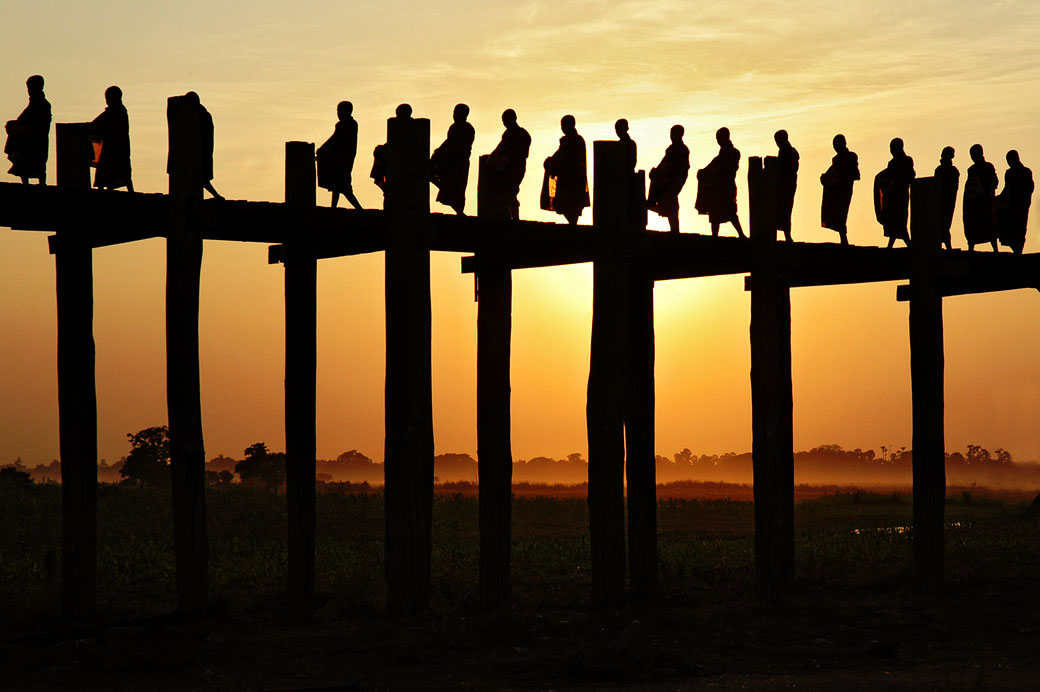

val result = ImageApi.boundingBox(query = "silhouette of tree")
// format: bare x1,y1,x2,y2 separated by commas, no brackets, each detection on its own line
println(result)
0,464,33,488
119,426,171,487
205,469,234,486
235,442,286,491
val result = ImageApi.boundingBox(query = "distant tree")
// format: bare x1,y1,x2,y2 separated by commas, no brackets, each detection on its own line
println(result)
0,464,33,488
235,442,286,491
119,426,171,487
205,469,234,486
966,444,992,466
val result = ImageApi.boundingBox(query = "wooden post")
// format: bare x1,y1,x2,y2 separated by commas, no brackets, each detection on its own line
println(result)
748,156,794,598
475,156,514,610
587,141,628,607
54,122,97,620
625,169,657,600
166,95,209,612
909,176,945,593
284,141,317,615
383,114,434,616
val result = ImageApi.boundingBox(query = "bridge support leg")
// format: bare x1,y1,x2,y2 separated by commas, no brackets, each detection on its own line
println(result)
748,157,794,599
474,156,515,610
166,95,209,612
54,123,98,621
383,115,434,616
909,177,945,593
588,141,650,607
284,141,317,616
476,262,513,610
626,264,657,600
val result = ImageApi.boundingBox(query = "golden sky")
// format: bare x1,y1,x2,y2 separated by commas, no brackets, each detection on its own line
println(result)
2,1,1039,466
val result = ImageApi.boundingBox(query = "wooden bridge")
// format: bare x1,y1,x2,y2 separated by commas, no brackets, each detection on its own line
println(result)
3,97,1038,620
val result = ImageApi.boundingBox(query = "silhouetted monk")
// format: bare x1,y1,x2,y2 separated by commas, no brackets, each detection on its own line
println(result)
934,146,958,250
486,109,531,220
166,92,223,199
89,86,133,192
873,138,914,248
963,143,998,252
695,127,745,237
996,150,1033,255
316,100,362,209
771,129,799,241
430,103,474,215
820,134,859,245
616,118,637,172
4,75,51,184
370,104,413,196
541,114,589,224
647,124,689,233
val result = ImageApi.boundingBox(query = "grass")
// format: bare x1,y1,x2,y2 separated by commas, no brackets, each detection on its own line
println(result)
4,482,1040,691
2,482,1037,632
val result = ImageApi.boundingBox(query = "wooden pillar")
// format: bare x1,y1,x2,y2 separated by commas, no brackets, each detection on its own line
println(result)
383,114,434,616
748,156,795,598
909,177,945,593
284,141,317,615
54,123,97,620
625,170,657,600
166,95,209,612
475,156,514,610
587,141,628,607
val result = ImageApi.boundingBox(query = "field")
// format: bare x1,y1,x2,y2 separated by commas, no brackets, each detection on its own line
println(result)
2,482,1040,690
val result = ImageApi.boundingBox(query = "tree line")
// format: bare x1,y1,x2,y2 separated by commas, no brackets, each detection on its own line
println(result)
2,427,1037,490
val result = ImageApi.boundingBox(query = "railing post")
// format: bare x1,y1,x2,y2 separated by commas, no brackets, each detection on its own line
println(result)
748,156,794,598
475,155,514,610
909,176,945,593
383,113,434,616
166,94,209,612
54,122,98,620
284,140,317,616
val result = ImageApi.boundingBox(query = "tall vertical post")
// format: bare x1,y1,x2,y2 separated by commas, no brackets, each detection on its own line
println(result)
475,155,514,610
587,141,628,607
625,169,657,600
748,156,794,598
909,177,945,593
383,114,434,616
54,123,97,620
284,141,317,615
166,95,208,612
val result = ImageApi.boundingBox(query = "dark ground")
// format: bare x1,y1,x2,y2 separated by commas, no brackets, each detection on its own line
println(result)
2,484,1038,691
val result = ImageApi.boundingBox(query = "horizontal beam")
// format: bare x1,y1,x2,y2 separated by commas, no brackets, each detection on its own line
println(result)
896,278,1040,301
6,182,1040,291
